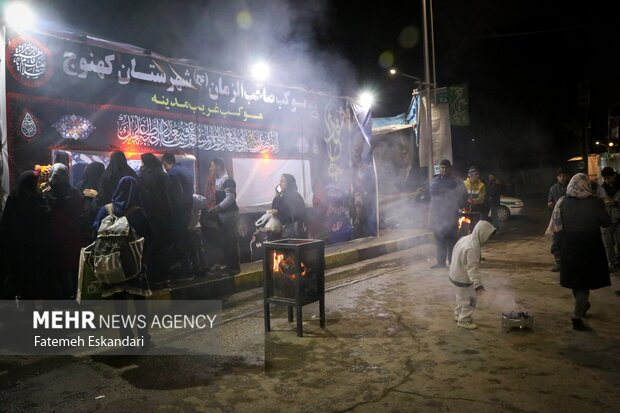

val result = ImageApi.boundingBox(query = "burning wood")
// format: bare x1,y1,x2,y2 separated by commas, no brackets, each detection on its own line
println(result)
458,216,471,230
272,251,308,280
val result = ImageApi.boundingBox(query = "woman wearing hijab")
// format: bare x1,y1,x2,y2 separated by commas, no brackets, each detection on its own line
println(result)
45,163,84,299
546,173,611,331
92,176,152,296
0,171,51,299
77,161,105,239
93,176,152,346
138,153,175,283
272,173,306,238
98,150,138,206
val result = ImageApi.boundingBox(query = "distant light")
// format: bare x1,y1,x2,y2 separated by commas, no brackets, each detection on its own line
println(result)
609,142,614,147
250,61,270,82
357,91,374,108
596,141,601,145
236,9,253,30
4,2,35,28
378,51,395,69
389,68,397,76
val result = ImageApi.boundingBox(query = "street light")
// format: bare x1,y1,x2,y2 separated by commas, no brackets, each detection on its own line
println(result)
250,61,270,82
3,2,35,28
388,68,434,87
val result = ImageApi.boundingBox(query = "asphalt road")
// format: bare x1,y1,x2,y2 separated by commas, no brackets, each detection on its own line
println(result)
2,194,619,412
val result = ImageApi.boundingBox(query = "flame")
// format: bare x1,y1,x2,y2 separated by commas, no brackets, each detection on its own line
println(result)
457,216,471,230
272,251,309,280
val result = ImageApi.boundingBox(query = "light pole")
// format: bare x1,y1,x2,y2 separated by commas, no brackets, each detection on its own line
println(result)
421,0,435,181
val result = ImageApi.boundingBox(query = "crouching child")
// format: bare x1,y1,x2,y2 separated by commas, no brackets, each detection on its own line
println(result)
449,220,496,329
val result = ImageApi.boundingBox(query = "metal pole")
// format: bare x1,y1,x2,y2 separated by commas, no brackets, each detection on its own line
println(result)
429,0,437,104
422,0,433,181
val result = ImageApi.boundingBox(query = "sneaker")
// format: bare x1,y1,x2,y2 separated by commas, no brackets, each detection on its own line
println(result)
456,321,478,329
550,263,560,272
430,263,447,269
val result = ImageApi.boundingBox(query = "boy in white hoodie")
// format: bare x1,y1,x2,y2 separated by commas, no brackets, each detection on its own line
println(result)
449,220,496,329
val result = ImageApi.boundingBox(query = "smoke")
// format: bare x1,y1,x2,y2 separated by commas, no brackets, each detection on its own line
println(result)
183,0,359,95
31,0,360,97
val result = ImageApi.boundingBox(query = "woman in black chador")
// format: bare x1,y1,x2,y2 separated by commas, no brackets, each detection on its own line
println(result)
0,171,51,299
138,153,175,283
272,173,306,238
45,163,84,299
547,173,612,331
98,150,137,206
77,161,105,239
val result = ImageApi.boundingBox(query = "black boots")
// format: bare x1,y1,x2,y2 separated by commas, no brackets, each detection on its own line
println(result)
572,318,592,331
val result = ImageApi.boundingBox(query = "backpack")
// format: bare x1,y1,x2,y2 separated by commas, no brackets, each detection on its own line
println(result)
86,204,145,285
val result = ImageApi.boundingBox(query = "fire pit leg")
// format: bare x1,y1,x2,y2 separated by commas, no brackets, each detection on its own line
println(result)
296,304,303,337
319,298,325,328
287,305,294,322
264,302,271,332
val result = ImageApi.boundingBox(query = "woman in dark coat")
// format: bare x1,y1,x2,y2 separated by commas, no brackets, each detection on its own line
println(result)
0,171,51,299
77,161,105,240
98,150,138,206
45,163,85,299
272,173,306,238
93,176,152,345
547,173,611,331
93,176,152,297
138,153,175,283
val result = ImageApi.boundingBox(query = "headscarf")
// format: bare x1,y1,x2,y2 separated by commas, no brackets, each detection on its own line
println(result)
111,176,139,216
546,173,592,234
49,163,69,188
281,173,298,193
47,163,72,201
140,152,162,170
102,150,135,180
16,170,39,197
79,161,105,191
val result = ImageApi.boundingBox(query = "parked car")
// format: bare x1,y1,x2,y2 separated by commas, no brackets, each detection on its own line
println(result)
497,196,524,221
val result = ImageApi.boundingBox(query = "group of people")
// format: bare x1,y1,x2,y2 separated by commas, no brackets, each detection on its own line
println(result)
546,168,620,330
428,159,506,270
0,151,244,301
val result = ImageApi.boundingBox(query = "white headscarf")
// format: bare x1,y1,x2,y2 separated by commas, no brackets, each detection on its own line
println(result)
546,173,592,234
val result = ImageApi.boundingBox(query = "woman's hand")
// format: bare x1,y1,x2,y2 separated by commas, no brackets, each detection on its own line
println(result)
83,188,98,198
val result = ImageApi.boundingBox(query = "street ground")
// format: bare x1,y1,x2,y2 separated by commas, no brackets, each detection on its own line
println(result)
1,196,620,412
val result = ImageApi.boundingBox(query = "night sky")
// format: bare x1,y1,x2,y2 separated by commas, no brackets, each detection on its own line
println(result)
14,0,620,172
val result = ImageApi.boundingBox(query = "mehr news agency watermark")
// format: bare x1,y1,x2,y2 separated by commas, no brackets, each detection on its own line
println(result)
0,300,222,355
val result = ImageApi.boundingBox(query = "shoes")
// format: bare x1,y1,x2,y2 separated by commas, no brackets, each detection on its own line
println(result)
572,318,592,331
582,302,591,318
430,263,447,269
550,263,560,272
456,321,478,329
454,314,459,322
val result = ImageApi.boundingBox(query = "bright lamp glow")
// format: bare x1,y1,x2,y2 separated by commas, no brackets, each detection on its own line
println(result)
4,2,35,28
389,68,397,75
250,62,270,82
357,91,375,108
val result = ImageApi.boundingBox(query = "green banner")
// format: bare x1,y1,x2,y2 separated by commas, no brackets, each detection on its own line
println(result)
436,83,469,126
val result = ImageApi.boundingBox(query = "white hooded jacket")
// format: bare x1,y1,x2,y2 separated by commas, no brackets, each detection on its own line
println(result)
448,220,496,289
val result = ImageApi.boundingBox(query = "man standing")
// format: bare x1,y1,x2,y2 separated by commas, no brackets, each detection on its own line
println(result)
464,166,487,226
162,154,194,278
429,159,467,268
207,158,240,275
548,168,569,272
598,167,620,271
